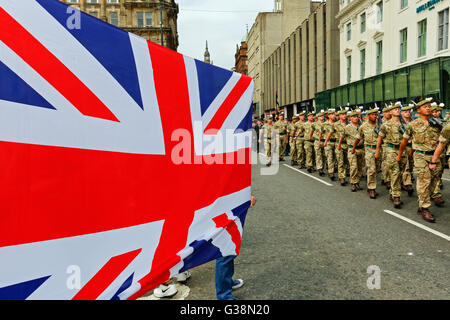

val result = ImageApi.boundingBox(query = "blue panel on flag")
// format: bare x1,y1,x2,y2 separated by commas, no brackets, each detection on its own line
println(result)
231,201,250,228
179,240,222,273
234,106,253,133
0,61,55,110
0,275,50,300
36,0,144,109
195,60,233,116
111,273,134,300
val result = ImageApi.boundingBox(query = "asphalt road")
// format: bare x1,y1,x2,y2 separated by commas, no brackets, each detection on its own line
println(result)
152,152,450,300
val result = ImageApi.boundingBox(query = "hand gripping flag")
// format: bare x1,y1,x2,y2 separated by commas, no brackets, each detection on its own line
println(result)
0,0,253,300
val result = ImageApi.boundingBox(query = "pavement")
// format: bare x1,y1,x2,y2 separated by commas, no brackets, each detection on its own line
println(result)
142,152,450,300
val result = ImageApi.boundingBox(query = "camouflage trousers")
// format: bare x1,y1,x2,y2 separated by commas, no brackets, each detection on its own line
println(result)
381,145,391,183
414,152,442,209
264,139,272,162
314,140,324,171
364,146,379,190
432,154,446,198
304,140,314,169
278,135,287,160
348,148,364,184
402,146,414,187
385,147,408,197
336,144,349,180
296,138,305,167
289,138,297,162
325,142,336,175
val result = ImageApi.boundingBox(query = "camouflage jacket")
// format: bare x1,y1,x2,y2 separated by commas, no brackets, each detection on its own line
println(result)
322,121,338,141
342,123,363,147
262,123,274,140
403,117,440,152
294,121,306,138
379,118,404,145
312,121,324,140
302,121,315,141
273,120,288,135
357,121,378,145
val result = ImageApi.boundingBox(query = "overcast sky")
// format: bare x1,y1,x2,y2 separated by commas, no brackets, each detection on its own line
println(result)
177,0,274,70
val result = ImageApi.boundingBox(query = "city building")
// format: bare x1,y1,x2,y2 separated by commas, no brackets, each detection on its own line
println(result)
234,35,248,75
204,40,211,64
315,0,450,112
248,0,317,117
61,0,179,51
262,0,340,117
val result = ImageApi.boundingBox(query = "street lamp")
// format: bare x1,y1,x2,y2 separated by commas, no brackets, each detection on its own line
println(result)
159,0,164,47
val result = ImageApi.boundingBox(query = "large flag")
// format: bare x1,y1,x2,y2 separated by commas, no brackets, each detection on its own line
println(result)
0,0,253,300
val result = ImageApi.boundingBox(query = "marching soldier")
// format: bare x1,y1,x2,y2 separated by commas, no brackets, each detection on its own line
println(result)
376,102,407,208
274,113,288,161
303,112,316,173
288,115,299,165
313,112,326,176
338,111,364,192
295,112,307,169
431,103,446,196
353,108,379,199
335,110,349,186
397,98,445,223
323,109,338,181
381,106,392,189
400,104,415,196
261,115,274,166
430,122,450,172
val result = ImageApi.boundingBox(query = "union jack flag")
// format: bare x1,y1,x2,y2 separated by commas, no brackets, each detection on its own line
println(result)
0,0,253,300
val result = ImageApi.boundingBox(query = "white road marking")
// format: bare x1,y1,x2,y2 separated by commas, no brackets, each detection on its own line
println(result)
283,164,334,187
442,178,450,182
384,210,450,242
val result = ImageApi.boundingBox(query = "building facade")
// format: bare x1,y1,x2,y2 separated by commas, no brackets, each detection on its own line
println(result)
61,0,179,51
248,0,317,117
262,1,340,117
315,0,450,112
235,36,248,75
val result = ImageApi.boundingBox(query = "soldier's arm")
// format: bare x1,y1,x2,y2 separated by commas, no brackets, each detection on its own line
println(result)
430,142,447,170
396,138,408,162
308,127,314,141
375,135,383,159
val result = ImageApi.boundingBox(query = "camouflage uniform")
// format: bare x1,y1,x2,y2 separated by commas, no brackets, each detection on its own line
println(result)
262,123,274,164
379,118,408,199
322,120,338,176
303,121,315,170
440,124,450,168
288,119,298,164
342,123,364,185
335,120,349,181
403,118,442,210
357,121,379,190
313,120,325,172
295,120,306,168
381,117,391,185
274,120,288,161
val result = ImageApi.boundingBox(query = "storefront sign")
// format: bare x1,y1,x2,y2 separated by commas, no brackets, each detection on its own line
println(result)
417,0,442,13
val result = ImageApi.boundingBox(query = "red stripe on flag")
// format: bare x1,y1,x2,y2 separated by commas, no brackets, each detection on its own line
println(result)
204,75,252,134
72,249,141,300
0,8,119,122
213,214,242,255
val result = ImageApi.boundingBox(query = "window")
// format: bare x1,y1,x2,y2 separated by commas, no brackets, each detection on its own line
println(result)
418,19,427,57
107,0,120,3
137,12,144,28
400,28,407,63
360,49,365,79
400,0,408,9
361,13,366,33
86,0,99,3
145,12,152,27
89,11,98,18
109,12,118,26
377,1,383,23
347,22,351,41
438,8,449,51
347,55,352,83
376,41,383,74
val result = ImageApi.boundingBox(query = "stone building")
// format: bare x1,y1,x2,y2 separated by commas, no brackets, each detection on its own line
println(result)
61,0,179,51
315,0,450,113
262,1,340,116
248,0,316,117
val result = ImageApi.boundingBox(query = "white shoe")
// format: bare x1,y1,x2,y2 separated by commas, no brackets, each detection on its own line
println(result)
232,279,244,290
174,270,191,283
153,283,177,298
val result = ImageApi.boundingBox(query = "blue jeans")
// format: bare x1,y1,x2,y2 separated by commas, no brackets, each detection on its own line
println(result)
215,255,237,300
